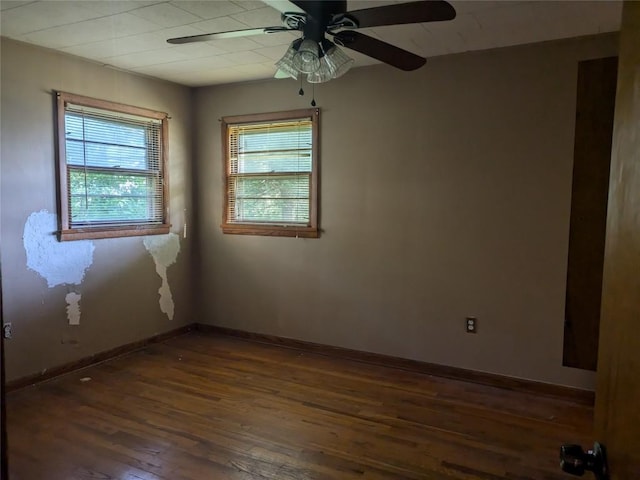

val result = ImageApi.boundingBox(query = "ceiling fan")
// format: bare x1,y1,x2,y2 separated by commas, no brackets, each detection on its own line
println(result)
167,1,456,84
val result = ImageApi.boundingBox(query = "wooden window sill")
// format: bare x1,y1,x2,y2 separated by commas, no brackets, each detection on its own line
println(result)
59,224,171,241
221,224,318,238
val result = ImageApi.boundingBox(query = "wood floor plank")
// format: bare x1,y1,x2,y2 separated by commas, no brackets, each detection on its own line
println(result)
7,333,592,479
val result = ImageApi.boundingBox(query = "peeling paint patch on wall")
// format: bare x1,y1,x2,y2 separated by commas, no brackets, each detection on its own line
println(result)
143,233,180,320
23,210,95,288
24,210,95,325
65,292,82,326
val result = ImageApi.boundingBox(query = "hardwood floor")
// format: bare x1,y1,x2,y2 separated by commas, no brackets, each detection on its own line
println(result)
6,332,592,479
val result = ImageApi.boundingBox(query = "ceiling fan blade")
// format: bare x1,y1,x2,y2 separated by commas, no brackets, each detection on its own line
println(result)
344,0,455,28
167,26,293,45
333,31,426,71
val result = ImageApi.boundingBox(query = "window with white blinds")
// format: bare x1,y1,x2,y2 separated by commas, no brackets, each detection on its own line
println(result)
56,92,170,241
222,109,319,238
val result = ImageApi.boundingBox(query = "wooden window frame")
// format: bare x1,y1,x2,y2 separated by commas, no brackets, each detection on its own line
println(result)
56,92,170,241
221,109,320,238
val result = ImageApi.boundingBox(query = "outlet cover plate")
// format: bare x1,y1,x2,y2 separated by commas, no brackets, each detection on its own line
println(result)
466,317,477,334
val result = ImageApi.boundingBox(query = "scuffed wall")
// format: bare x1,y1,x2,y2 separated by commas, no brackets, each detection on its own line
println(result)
0,38,194,382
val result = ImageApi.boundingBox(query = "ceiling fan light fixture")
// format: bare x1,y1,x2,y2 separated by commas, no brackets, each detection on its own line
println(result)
306,67,332,84
292,38,321,74
274,43,300,79
322,43,354,79
307,41,354,84
169,0,456,86
274,68,295,79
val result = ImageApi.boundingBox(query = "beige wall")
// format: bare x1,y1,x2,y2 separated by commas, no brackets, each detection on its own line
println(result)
0,33,619,389
0,39,194,381
194,34,618,389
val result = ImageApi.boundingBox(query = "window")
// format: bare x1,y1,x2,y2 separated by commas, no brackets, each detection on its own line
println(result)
221,109,319,238
56,92,170,241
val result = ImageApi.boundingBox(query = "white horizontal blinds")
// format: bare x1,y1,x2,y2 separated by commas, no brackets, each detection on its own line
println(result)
64,103,164,227
228,118,312,225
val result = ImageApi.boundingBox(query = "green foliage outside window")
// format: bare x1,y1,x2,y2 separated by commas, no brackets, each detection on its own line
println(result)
68,170,159,224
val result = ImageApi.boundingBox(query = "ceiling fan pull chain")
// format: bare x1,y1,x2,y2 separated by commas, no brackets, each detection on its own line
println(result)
298,75,304,96
311,83,316,107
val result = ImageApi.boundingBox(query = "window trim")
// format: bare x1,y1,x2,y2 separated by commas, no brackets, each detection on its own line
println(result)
221,108,320,238
55,91,170,241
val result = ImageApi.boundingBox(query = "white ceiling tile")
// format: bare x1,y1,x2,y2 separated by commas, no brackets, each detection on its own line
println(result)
204,36,263,53
21,12,163,48
79,1,162,16
218,49,270,65
413,28,461,57
456,25,517,52
92,11,167,35
231,0,268,11
367,24,434,57
131,3,202,28
182,69,251,86
105,43,225,68
422,13,481,53
254,44,290,60
0,1,102,36
234,61,278,75
132,55,237,76
106,49,181,68
230,6,282,28
0,1,35,11
157,24,204,41
170,41,228,57
106,50,181,69
425,11,480,33
260,0,304,15
471,2,536,30
191,15,249,33
177,56,240,71
2,0,623,87
225,67,275,82
60,32,168,60
231,62,277,80
170,0,245,19
136,71,201,86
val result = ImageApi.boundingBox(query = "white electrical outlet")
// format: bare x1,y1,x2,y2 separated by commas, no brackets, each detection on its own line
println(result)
466,317,477,334
3,322,12,339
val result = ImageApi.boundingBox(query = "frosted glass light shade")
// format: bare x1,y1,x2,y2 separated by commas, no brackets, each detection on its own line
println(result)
292,39,320,74
307,42,354,84
324,44,354,79
275,45,299,79
275,38,354,83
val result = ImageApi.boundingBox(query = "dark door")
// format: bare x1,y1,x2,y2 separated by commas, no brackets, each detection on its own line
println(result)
561,1,640,480
593,2,640,479
563,3,640,479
